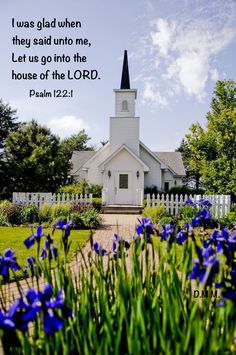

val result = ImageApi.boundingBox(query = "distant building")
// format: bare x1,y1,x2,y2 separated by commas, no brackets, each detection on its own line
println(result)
71,51,185,205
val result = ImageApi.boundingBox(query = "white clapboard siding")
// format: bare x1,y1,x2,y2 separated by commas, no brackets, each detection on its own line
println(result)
12,192,93,208
146,194,231,218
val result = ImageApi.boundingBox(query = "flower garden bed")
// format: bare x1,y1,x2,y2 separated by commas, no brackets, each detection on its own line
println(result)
0,199,236,354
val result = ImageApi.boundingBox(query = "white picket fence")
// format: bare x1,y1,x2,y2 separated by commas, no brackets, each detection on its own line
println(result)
146,194,231,219
12,192,93,208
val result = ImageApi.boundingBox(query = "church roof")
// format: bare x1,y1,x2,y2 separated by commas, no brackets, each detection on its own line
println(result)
70,150,96,175
120,50,130,89
154,152,186,176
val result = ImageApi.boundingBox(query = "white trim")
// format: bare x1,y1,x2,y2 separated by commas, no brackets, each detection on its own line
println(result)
98,144,150,172
83,142,110,168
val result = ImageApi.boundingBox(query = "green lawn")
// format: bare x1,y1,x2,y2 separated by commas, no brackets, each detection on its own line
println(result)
0,226,91,279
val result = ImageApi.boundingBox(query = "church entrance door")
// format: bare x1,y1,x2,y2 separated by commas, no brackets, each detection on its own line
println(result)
115,171,133,205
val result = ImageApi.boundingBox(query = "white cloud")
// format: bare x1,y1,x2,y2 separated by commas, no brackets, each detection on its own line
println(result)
150,18,175,56
138,1,236,105
142,82,168,107
48,116,89,138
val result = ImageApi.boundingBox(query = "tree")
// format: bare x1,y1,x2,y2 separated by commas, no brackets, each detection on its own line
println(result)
4,120,69,192
185,80,236,195
60,130,93,156
176,138,202,189
0,100,20,149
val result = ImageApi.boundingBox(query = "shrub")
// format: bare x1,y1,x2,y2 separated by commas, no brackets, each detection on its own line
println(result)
81,207,102,229
51,203,72,219
0,212,9,226
144,185,161,195
70,212,84,229
92,198,102,211
160,215,176,225
58,184,83,194
168,186,205,196
219,212,236,229
20,203,39,224
142,206,167,224
178,205,198,222
87,184,102,198
39,204,53,222
0,201,23,225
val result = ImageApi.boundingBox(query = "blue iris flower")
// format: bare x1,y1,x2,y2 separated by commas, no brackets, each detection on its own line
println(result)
0,248,20,280
93,242,107,256
160,224,174,241
0,310,15,330
24,226,45,249
6,284,71,335
136,218,154,234
53,219,73,238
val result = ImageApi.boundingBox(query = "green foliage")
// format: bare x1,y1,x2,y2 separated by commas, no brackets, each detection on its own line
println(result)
144,185,161,195
59,181,102,198
160,215,176,225
169,186,205,196
2,234,236,353
20,204,39,224
219,212,236,229
59,129,93,159
179,205,198,222
58,184,83,194
0,99,20,149
4,120,69,192
0,212,9,226
87,184,102,197
70,212,84,229
39,203,53,223
185,80,236,194
51,203,72,219
81,207,102,228
0,200,23,225
92,197,102,211
142,206,167,223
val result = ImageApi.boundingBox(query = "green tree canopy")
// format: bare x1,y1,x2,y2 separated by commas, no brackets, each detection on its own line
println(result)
60,130,93,160
185,80,236,195
0,100,20,149
4,120,69,192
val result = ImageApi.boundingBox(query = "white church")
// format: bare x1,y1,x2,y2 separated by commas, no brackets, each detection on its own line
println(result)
70,51,185,206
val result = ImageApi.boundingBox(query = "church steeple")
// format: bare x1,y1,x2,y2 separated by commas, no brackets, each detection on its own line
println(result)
120,50,130,89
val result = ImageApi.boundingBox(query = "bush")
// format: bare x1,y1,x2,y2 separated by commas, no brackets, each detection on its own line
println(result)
219,212,236,229
168,186,205,196
0,200,23,225
81,207,102,229
21,204,39,224
144,185,161,195
51,203,72,219
0,212,9,226
178,205,198,222
70,212,84,229
39,204,53,223
87,184,102,198
142,206,167,224
160,215,176,225
92,198,102,211
58,184,83,194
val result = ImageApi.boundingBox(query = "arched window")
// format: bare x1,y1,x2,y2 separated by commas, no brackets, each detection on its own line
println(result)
121,100,128,111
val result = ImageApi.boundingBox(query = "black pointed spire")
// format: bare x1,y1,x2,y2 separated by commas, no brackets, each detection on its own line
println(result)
120,50,130,89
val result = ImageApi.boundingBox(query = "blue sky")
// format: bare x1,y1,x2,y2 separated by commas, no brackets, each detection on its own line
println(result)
0,0,235,151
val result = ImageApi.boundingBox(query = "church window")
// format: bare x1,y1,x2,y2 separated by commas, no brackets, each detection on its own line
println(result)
119,174,128,189
121,100,128,111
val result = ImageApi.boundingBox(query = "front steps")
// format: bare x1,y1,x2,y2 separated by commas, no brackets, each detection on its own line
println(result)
101,205,143,214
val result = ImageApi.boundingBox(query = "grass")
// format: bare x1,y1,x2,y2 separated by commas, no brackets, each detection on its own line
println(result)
0,226,91,280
